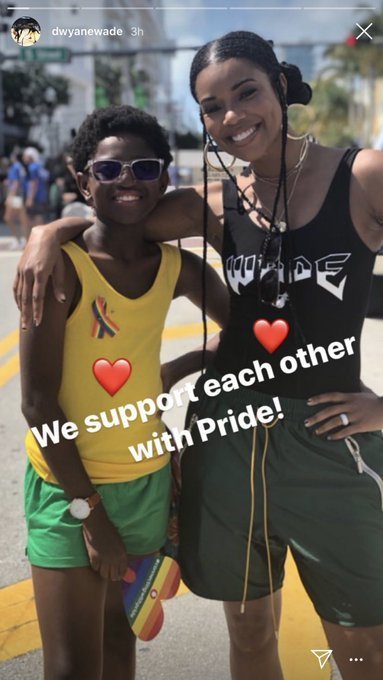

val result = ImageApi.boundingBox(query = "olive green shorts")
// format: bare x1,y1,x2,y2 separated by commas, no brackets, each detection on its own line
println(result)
179,367,383,627
25,461,171,568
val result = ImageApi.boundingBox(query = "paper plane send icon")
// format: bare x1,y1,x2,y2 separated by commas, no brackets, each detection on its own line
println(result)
311,649,333,669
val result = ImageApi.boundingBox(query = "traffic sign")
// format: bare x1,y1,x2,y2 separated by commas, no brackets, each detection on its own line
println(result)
19,47,71,63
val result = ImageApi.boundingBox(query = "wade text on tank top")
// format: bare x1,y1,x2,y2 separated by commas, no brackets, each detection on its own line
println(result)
214,148,376,398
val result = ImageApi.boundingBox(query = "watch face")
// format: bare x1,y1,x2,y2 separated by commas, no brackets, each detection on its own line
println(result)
69,498,90,520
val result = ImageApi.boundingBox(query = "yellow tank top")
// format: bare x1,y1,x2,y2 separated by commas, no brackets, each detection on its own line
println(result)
26,241,181,484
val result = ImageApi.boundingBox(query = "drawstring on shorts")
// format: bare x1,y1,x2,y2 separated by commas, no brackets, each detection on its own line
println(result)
240,417,280,641
240,426,257,614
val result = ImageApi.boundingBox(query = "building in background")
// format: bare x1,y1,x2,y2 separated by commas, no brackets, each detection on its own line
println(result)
2,1,174,154
279,45,316,83
51,0,174,150
103,0,174,126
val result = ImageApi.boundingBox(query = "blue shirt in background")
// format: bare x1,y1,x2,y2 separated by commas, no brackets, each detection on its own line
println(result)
25,162,49,203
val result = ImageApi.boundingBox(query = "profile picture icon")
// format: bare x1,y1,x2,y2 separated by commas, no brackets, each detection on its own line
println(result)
11,16,41,47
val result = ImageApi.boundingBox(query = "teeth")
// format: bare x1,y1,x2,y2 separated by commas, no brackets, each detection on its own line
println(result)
232,126,257,142
115,195,140,202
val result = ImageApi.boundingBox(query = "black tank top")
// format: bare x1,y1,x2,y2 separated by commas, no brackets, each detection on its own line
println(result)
214,148,376,398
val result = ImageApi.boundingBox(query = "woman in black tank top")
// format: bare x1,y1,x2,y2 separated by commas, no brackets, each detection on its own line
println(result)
180,31,383,680
14,30,383,680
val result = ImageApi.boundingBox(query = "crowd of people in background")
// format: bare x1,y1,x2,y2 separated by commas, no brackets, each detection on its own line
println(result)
0,146,92,249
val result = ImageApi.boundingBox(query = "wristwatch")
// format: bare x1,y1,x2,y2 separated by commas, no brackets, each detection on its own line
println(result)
69,491,102,520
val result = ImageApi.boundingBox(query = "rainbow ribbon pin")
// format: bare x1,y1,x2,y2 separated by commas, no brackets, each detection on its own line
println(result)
91,296,120,338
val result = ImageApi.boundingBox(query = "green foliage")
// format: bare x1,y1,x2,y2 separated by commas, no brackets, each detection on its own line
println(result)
289,9,383,145
325,9,383,78
289,79,356,146
3,64,69,131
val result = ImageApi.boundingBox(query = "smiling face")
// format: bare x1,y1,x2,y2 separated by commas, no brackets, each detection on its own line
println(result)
78,134,168,227
195,57,285,164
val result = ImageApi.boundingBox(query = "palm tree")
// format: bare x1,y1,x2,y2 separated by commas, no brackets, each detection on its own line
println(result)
289,78,355,146
322,7,383,144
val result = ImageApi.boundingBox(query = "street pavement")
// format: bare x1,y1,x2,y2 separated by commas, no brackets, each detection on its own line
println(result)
1,232,383,680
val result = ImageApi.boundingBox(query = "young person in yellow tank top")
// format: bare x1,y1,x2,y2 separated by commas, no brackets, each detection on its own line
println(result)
20,105,229,680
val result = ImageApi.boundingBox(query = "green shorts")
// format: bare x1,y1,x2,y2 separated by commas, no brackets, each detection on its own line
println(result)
179,367,383,627
25,462,171,568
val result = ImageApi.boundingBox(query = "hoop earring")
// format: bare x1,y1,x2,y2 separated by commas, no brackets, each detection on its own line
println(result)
287,129,308,141
203,143,236,171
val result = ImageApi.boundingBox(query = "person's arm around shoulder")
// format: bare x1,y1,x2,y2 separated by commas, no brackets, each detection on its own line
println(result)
20,253,129,580
14,216,94,329
14,181,225,328
144,182,224,253
161,248,229,391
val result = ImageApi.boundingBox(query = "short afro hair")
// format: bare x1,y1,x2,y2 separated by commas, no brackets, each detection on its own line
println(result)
71,105,173,172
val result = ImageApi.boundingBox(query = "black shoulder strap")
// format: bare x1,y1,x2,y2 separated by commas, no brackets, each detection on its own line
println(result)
342,146,361,169
222,179,240,212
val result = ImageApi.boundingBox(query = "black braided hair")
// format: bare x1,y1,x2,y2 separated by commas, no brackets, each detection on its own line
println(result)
190,31,312,106
190,31,311,368
279,61,312,106
275,80,307,346
201,124,209,373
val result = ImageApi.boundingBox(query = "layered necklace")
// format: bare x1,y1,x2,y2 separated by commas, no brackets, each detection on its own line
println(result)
252,135,309,186
240,135,310,232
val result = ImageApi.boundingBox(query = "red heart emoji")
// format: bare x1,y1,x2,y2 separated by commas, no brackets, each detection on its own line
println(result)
93,358,132,396
253,319,289,354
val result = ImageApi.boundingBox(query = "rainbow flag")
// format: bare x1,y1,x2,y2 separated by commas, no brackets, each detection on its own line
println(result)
122,555,181,641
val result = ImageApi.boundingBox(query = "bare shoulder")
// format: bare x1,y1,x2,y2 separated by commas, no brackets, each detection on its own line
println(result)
313,144,383,183
350,148,383,249
307,143,345,170
352,148,383,183
351,148,383,221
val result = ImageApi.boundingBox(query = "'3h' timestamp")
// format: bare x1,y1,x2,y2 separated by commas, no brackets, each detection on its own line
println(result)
131,27,144,37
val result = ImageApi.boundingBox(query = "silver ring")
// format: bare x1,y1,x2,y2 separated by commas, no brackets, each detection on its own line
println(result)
339,413,349,427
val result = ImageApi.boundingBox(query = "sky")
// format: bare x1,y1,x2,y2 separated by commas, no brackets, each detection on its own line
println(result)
164,0,378,43
162,0,381,128
2,0,380,132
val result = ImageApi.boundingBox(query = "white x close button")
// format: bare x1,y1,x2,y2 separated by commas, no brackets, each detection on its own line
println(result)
356,22,373,40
